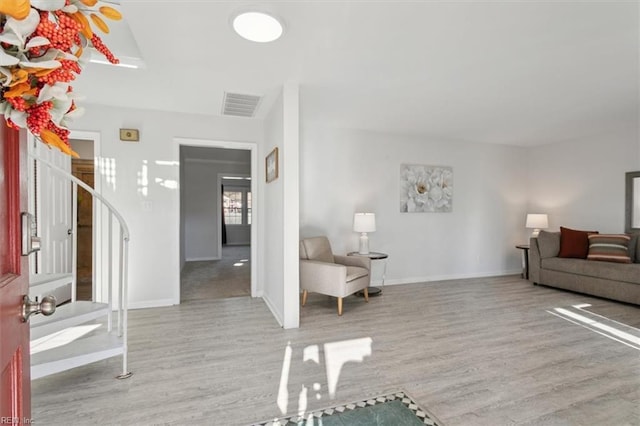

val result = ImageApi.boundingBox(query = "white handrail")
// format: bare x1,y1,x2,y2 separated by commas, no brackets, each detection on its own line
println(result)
29,151,131,378
30,154,130,240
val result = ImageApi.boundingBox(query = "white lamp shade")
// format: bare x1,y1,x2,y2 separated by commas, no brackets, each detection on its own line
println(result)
526,214,548,229
353,213,376,233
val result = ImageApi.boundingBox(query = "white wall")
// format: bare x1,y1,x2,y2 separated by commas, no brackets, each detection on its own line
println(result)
282,83,300,329
262,92,285,324
527,125,639,233
261,83,300,329
73,103,263,308
300,125,529,284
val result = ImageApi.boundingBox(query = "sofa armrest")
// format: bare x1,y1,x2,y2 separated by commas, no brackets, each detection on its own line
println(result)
529,237,542,284
333,255,371,270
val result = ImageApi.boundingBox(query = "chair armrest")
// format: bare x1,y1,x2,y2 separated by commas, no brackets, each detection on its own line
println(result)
300,260,347,295
334,255,371,270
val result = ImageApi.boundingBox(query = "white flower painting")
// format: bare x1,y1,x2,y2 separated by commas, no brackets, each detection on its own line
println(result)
400,164,453,213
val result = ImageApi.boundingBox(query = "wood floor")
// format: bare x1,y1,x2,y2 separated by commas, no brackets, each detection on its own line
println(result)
31,275,640,425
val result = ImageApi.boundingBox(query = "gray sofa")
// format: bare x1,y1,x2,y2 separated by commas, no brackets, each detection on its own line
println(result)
529,231,640,305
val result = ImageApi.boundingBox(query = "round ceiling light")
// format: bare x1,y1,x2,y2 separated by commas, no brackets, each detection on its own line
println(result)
233,11,284,43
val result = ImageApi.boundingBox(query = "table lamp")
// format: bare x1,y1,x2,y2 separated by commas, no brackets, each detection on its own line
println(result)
526,213,548,238
354,213,376,254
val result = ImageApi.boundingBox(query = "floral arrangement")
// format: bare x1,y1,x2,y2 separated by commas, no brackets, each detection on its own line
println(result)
0,0,121,156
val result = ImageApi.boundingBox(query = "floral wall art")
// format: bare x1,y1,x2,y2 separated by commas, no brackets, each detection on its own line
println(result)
400,164,453,213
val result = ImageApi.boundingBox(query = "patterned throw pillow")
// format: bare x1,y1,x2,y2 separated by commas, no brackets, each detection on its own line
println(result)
587,234,632,264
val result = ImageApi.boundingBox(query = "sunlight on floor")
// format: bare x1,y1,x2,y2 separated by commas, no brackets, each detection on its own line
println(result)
277,342,293,414
276,337,373,416
31,324,102,354
548,304,640,350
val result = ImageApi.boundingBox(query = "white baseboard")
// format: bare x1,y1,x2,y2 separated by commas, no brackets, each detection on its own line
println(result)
377,269,522,286
128,298,177,310
261,293,284,327
185,256,220,262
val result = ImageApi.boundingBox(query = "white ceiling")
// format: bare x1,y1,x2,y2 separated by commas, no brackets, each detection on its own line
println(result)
74,1,639,147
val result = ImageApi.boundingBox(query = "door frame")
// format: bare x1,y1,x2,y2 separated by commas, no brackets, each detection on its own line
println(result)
175,138,259,300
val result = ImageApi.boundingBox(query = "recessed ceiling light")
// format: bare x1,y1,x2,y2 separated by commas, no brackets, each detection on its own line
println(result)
233,11,283,43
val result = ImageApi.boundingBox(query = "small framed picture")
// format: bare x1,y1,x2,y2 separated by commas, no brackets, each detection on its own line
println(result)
266,147,279,183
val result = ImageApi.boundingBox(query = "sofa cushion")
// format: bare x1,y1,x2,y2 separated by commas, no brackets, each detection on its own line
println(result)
587,234,632,264
537,230,560,259
542,257,640,285
559,226,598,259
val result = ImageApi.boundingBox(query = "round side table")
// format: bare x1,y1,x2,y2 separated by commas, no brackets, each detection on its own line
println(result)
515,244,530,280
347,251,388,296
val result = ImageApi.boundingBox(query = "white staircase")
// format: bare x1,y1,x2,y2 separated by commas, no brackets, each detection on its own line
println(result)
28,150,131,380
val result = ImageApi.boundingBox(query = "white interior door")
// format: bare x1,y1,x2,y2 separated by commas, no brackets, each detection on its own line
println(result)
30,138,73,276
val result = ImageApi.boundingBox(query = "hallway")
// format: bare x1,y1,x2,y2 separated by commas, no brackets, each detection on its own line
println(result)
180,245,251,301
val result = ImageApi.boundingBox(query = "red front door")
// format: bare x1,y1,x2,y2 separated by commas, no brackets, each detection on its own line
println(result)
0,124,31,424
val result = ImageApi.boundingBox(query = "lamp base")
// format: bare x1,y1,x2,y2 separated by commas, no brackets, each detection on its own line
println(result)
531,229,540,238
358,233,369,255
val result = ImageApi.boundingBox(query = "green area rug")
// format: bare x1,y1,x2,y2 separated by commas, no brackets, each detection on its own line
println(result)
252,391,441,425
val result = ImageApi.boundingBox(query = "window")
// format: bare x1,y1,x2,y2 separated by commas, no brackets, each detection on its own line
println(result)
223,187,251,225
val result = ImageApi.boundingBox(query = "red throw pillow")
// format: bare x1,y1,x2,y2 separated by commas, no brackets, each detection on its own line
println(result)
558,227,598,259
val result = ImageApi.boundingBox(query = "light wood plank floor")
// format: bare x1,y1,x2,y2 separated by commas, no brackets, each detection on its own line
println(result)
32,276,640,425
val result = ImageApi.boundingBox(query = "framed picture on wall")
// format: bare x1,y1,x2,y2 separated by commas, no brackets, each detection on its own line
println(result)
266,147,279,183
400,164,453,213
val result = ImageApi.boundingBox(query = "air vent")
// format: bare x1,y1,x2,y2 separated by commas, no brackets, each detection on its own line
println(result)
222,92,262,117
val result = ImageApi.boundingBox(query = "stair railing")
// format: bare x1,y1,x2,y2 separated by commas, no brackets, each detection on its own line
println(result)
29,151,131,379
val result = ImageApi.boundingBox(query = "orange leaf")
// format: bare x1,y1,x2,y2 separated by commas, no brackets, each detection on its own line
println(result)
33,68,56,77
71,12,93,39
90,13,109,34
4,82,32,98
40,129,79,158
99,6,122,20
9,69,28,86
0,0,30,20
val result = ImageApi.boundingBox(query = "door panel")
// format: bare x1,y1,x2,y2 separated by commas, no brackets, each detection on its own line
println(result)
33,140,72,276
0,125,31,422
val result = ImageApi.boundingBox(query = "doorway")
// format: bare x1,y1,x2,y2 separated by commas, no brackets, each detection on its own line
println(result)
69,135,97,301
177,140,258,302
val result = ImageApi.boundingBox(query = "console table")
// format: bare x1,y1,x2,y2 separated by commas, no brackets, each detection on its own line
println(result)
347,251,388,296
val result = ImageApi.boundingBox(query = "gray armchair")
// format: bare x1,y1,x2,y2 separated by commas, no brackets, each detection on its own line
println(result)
299,236,371,316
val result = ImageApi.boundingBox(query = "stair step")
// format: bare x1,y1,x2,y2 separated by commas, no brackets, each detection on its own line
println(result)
31,333,124,380
30,273,73,296
30,301,110,340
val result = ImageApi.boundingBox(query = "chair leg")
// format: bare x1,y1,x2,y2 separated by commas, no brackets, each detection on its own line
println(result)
364,287,369,302
302,290,308,306
337,297,343,316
